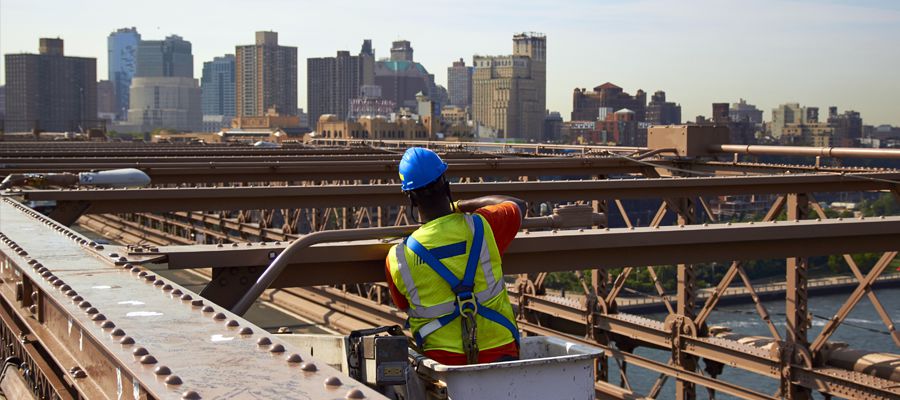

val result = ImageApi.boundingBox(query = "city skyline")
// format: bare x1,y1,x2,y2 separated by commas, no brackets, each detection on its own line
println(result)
2,0,900,126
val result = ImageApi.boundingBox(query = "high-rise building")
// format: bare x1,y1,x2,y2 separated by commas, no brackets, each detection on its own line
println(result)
201,55,236,117
543,111,563,142
97,80,117,117
236,31,298,117
4,38,97,132
572,83,646,122
307,40,375,125
135,35,193,78
827,107,862,146
712,103,730,124
447,58,473,108
107,27,141,119
771,103,807,138
125,35,201,132
374,40,437,111
645,91,680,125
472,33,546,140
0,85,6,119
390,40,413,62
729,99,763,123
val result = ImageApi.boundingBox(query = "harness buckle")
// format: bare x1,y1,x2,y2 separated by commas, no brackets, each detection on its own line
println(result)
456,291,478,318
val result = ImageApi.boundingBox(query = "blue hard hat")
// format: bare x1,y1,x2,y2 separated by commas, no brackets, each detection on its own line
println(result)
399,147,448,191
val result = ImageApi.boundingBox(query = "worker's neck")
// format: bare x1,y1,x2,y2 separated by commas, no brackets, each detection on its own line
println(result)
418,203,453,224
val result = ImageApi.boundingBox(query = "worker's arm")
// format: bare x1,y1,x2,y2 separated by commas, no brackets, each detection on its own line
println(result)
456,196,525,221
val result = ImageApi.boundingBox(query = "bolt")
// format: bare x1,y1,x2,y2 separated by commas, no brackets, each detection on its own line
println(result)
300,362,317,372
286,354,303,363
140,355,158,365
154,366,172,376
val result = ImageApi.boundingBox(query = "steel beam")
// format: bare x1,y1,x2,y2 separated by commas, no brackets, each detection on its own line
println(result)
155,216,900,286
21,172,900,215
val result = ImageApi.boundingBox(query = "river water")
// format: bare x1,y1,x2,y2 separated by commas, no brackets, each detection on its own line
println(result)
610,287,900,399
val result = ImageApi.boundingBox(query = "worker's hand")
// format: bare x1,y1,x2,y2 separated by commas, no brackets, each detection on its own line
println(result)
450,200,462,213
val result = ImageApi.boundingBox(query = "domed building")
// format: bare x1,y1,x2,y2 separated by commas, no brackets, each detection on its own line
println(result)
374,40,437,110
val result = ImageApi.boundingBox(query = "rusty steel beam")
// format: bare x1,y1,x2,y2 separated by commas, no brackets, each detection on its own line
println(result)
21,172,900,215
0,157,648,183
154,216,900,286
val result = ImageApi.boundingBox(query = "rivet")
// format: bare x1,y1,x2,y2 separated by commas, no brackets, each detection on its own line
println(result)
133,347,149,357
181,390,200,399
119,336,135,345
111,329,126,337
300,362,317,372
37,267,48,274
180,294,192,301
144,275,156,282
52,280,64,287
162,284,173,291
201,306,214,313
226,320,239,327
27,260,38,265
117,257,128,263
79,301,92,309
65,290,77,297
92,314,107,321
131,267,141,273
124,263,134,269
269,344,285,353
85,307,99,315
41,271,52,278
138,271,148,278
72,369,87,379
231,243,238,247
72,295,84,302
257,337,272,346
100,320,115,329
165,375,183,385
109,253,119,258
213,313,226,320
60,284,71,292
140,355,158,364
324,376,342,387
154,280,165,287
154,366,172,376
239,327,253,335
95,245,104,250
172,289,183,296
286,353,303,363
345,388,366,399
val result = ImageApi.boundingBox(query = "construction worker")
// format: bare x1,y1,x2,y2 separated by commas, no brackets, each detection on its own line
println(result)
385,147,524,365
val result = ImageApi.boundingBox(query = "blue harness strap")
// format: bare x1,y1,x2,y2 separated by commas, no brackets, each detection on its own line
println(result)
406,215,520,349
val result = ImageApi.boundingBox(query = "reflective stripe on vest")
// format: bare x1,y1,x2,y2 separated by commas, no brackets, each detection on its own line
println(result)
394,214,502,319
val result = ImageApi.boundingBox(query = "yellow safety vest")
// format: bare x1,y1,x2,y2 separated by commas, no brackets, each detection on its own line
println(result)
387,212,519,354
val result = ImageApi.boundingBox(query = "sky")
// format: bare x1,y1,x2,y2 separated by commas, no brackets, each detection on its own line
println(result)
2,0,900,125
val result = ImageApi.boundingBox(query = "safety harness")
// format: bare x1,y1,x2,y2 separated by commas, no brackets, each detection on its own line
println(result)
403,215,520,364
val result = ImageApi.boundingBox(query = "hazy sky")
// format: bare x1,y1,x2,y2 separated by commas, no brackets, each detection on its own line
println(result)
2,0,899,125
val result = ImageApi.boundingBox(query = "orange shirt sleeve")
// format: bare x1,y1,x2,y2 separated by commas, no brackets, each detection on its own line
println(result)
474,201,521,255
385,255,409,310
